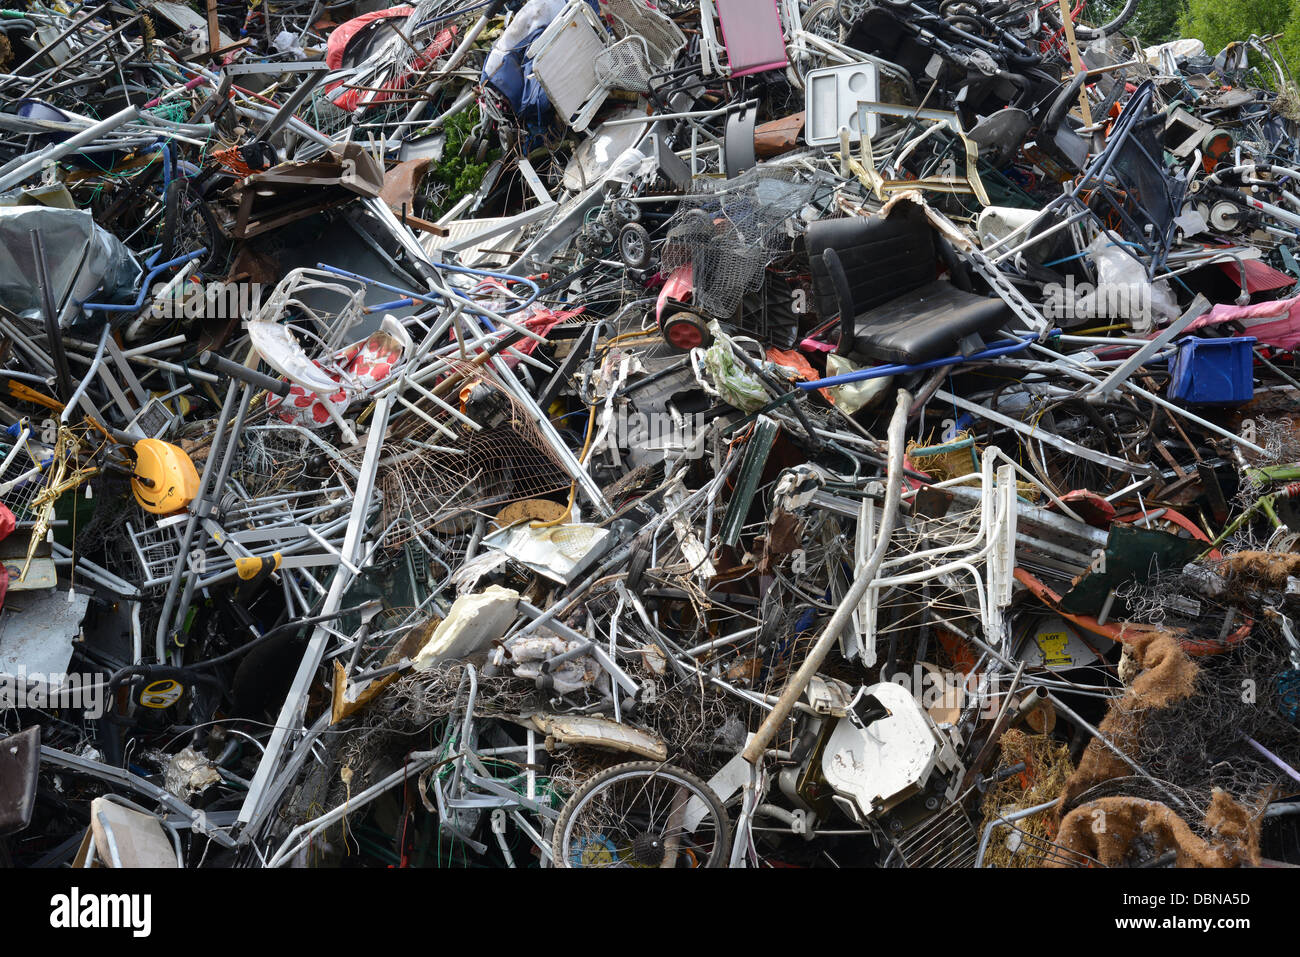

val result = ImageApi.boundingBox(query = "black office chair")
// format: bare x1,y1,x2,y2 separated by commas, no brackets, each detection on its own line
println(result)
806,201,1012,365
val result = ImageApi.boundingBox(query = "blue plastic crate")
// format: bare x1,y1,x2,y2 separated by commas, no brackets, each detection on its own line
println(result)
1167,336,1256,406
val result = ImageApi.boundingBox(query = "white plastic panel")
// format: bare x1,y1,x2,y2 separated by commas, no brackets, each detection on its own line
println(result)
804,62,881,146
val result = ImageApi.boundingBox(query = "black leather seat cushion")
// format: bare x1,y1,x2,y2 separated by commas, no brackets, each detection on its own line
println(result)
0,726,38,835
846,279,1011,365
807,206,1011,366
807,207,937,318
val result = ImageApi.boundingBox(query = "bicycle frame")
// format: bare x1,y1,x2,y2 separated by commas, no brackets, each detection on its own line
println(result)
425,664,560,865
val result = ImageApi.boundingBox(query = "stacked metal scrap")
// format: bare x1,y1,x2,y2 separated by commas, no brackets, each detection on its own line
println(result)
3,0,1300,870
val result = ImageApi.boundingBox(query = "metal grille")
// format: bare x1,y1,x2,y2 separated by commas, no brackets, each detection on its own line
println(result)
601,0,687,68
894,799,980,867
126,516,194,591
0,441,52,525
376,373,573,549
594,37,655,93
229,422,358,497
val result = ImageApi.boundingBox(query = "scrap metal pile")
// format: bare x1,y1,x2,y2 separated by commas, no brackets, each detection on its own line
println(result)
5,0,1300,869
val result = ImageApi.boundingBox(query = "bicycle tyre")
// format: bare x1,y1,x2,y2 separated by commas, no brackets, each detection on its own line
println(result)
552,761,731,868
789,0,842,92
159,178,226,273
1043,0,1137,40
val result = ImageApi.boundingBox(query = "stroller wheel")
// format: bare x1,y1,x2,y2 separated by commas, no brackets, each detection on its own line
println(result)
577,222,613,258
659,310,712,352
619,223,652,268
610,198,641,225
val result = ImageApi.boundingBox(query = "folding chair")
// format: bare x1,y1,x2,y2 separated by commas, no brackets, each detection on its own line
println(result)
700,0,789,78
526,0,615,132
594,0,687,94
856,447,1019,666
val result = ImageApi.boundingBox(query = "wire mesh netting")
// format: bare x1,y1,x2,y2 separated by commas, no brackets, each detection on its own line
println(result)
601,0,686,66
387,0,468,77
0,439,53,525
229,422,359,498
302,90,360,138
1111,569,1229,636
1127,623,1300,820
375,374,574,549
594,37,656,93
659,167,817,320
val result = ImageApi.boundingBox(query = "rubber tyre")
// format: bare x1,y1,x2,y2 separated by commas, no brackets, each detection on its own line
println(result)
790,0,841,91
619,223,652,268
552,761,731,868
605,198,641,226
659,310,712,352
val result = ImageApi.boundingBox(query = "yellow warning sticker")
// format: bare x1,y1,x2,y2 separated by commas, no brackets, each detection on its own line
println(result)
1035,631,1073,667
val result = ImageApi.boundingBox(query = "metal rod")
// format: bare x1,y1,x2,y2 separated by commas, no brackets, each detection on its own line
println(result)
743,388,910,764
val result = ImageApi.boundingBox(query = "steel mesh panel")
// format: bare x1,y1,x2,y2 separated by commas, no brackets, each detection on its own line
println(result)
659,167,816,319
594,37,654,93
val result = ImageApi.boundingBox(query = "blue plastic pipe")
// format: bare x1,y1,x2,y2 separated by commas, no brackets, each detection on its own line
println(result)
82,247,207,313
795,336,1037,389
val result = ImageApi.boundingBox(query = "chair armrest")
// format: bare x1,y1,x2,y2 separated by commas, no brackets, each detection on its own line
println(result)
936,235,975,293
822,247,857,356
1042,71,1087,136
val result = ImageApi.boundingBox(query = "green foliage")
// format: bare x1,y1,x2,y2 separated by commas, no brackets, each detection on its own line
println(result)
1087,0,1185,45
1128,0,1186,45
1179,0,1290,58
427,105,500,218
1282,0,1300,70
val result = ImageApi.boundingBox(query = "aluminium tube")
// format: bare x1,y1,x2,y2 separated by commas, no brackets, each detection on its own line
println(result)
742,387,911,764
0,105,138,192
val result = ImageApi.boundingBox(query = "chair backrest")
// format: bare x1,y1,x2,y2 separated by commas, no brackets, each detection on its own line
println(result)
806,204,937,319
601,0,686,69
714,0,788,77
1077,81,1185,275
526,0,610,127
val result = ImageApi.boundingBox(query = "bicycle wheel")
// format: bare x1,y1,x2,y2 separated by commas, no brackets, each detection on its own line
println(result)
159,178,227,274
1043,0,1137,40
836,0,874,31
789,0,842,91
1019,394,1154,498
553,761,731,868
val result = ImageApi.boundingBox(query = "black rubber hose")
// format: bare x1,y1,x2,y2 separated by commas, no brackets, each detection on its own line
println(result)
198,351,292,397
